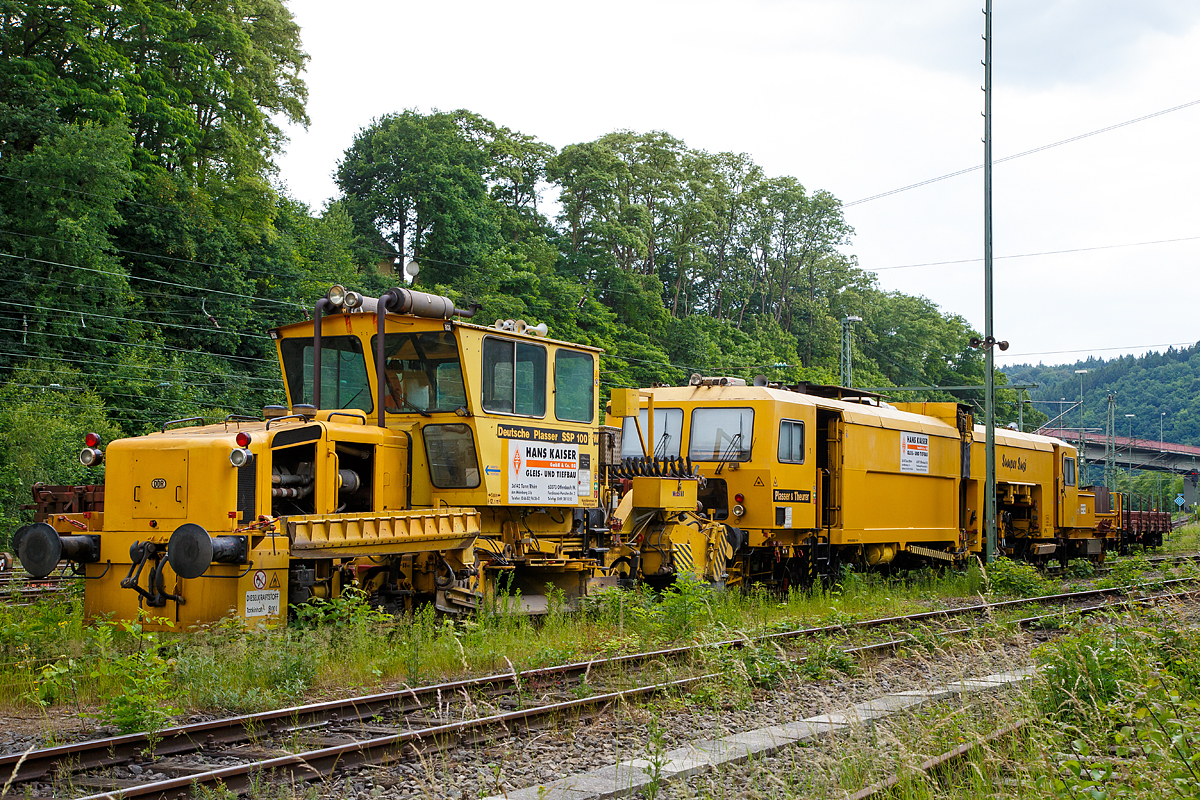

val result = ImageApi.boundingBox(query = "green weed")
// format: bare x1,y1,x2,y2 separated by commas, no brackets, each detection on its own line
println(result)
985,557,1053,598
88,615,182,739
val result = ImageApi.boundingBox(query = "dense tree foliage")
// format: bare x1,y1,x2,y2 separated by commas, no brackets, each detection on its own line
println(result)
1007,344,1200,446
0,2,1024,532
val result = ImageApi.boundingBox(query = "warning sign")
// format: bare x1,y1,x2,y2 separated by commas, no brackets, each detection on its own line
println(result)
507,440,579,505
576,454,591,497
245,590,280,617
268,573,280,589
753,477,765,486
900,432,930,474
252,570,267,589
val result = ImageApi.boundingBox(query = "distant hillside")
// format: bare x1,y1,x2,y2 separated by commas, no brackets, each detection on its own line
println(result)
1004,344,1200,447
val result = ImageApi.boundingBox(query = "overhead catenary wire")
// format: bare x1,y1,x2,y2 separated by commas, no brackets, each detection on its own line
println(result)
3,382,275,408
0,347,285,384
0,299,272,341
1,389,260,418
844,98,1200,207
0,324,278,366
870,234,1200,272
0,249,308,308
996,341,1198,360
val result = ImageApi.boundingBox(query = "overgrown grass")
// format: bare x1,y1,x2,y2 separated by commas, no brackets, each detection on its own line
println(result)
0,559,1037,729
814,603,1200,800
1162,521,1200,553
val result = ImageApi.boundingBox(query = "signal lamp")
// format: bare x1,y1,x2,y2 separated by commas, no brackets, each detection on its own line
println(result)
235,431,252,448
734,493,745,504
229,448,254,468
732,504,745,517
344,291,364,309
84,432,101,448
79,447,104,467
326,284,347,307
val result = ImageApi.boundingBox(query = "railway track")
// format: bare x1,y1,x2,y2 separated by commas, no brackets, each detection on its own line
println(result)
1042,550,1200,578
6,578,1198,799
0,571,75,604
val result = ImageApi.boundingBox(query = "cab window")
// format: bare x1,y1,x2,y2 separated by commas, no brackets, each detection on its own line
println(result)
778,420,805,463
1064,456,1076,487
370,331,466,414
423,424,481,488
482,337,546,416
280,336,372,412
690,408,753,461
621,408,683,458
554,350,594,423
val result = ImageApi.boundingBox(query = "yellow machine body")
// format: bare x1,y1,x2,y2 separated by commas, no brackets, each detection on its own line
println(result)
959,429,1105,561
46,286,639,627
604,383,1114,586
26,291,1126,618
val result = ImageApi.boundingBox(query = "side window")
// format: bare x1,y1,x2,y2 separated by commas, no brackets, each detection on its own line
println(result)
554,350,594,423
778,420,805,463
1064,456,1076,487
620,408,684,458
436,362,467,409
280,336,372,412
482,337,546,416
690,408,754,461
423,424,481,489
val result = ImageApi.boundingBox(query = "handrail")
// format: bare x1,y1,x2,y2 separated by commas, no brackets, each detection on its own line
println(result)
160,417,206,433
265,414,308,431
224,415,259,428
328,412,367,425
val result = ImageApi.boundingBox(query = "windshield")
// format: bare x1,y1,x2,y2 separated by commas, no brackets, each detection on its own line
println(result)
689,407,754,461
280,336,373,411
621,408,683,458
371,331,467,414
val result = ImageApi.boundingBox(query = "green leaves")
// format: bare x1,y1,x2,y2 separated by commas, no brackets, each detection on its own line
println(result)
337,110,500,285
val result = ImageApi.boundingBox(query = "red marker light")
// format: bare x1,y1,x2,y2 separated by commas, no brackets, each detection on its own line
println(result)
84,432,101,448
734,493,745,504
236,431,251,447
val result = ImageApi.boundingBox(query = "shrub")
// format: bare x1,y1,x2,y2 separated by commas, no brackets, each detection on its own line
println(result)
986,557,1052,598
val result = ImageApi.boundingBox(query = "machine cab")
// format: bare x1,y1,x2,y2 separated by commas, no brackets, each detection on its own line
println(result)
271,286,601,513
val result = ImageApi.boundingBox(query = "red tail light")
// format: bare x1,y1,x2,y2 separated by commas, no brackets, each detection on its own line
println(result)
734,493,745,503
84,432,101,448
236,432,251,447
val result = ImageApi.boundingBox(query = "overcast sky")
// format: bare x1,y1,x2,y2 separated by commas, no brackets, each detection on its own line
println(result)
276,0,1200,369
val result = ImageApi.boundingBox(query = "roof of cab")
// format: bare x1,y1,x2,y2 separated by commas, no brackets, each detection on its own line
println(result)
640,385,962,439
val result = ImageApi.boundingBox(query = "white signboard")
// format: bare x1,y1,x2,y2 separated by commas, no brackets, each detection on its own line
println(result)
508,441,579,504
576,453,591,497
900,432,930,474
245,590,280,617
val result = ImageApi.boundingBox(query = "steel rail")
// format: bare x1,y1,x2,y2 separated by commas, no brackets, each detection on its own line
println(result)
846,717,1033,799
71,586,1200,800
5,578,1195,790
71,674,718,800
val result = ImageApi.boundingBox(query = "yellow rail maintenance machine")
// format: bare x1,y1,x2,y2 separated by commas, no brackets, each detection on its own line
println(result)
15,285,708,627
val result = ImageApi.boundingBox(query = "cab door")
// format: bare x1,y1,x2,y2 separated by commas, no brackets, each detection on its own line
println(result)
1056,445,1079,529
774,409,818,530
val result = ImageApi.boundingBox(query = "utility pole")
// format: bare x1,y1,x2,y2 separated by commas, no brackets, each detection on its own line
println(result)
1104,393,1116,490
840,315,862,387
1075,369,1088,485
1159,411,1165,508
982,0,997,563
